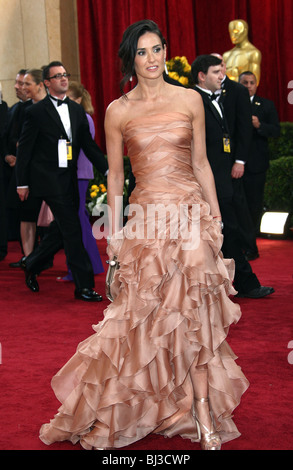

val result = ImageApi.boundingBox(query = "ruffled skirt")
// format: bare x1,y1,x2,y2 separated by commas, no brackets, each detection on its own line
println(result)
40,193,249,449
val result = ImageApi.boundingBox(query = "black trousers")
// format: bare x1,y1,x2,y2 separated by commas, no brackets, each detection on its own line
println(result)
25,193,94,290
231,178,259,253
219,194,260,293
243,170,266,236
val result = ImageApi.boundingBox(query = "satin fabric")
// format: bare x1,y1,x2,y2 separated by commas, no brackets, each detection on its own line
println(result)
40,112,249,449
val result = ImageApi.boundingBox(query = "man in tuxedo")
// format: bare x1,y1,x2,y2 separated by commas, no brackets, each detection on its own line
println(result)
16,61,108,301
191,55,274,298
211,53,259,259
239,71,280,242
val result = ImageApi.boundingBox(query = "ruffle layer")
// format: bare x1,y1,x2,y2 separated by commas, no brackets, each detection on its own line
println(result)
39,187,249,450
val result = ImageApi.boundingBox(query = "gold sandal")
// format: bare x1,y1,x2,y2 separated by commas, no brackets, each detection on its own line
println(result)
193,397,221,450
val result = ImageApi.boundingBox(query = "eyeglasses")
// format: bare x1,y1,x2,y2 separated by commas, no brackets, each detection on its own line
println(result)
47,73,71,80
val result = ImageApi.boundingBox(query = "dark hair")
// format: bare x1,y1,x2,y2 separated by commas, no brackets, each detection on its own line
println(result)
18,69,27,76
42,61,65,81
191,55,222,84
118,19,167,93
239,71,256,81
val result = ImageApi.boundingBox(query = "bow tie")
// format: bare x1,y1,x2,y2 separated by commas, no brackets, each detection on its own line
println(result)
50,96,70,107
210,93,218,101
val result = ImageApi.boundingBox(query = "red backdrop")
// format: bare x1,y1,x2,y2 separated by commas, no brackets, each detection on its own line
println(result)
76,0,293,152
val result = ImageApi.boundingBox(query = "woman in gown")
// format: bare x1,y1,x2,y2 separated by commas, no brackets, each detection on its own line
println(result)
40,20,249,450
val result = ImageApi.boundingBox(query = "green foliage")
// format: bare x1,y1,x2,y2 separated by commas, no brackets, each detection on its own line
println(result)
268,122,293,160
87,156,131,214
264,156,293,213
87,156,130,199
265,123,293,228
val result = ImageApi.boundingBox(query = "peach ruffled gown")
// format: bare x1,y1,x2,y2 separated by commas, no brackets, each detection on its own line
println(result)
40,113,249,449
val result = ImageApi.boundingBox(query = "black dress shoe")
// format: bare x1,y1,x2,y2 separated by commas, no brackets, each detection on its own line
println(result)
236,286,275,299
9,256,26,268
74,288,103,302
25,271,39,292
244,250,260,261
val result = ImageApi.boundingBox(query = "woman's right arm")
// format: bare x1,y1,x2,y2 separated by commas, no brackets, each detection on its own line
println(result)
104,100,125,236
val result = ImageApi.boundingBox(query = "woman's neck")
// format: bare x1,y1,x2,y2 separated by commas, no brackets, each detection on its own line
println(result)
32,90,47,103
135,75,167,102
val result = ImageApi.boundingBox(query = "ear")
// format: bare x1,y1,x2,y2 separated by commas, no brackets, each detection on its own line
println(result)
44,79,50,89
198,71,206,83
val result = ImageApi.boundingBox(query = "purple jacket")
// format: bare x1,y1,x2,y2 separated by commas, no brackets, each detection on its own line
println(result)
77,114,95,179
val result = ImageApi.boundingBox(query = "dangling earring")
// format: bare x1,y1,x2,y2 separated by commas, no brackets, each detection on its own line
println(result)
129,76,133,82
164,60,169,75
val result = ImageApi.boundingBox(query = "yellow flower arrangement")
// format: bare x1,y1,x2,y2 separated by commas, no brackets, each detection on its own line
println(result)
87,157,131,216
166,56,193,88
90,183,106,199
88,183,108,215
87,180,129,216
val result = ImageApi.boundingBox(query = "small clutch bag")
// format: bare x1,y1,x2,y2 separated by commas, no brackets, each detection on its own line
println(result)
105,255,120,302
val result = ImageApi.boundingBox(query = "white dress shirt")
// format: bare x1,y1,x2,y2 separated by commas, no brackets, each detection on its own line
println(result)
50,95,72,141
17,96,72,189
195,85,223,118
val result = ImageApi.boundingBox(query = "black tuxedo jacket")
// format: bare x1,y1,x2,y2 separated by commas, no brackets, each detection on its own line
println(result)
195,87,234,199
246,95,280,173
15,95,107,197
220,76,253,163
3,100,33,205
4,100,33,157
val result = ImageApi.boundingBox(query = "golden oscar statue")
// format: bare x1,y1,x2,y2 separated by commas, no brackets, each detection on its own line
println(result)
223,19,261,85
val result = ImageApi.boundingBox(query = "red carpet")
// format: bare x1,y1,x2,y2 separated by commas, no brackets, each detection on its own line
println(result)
0,237,292,451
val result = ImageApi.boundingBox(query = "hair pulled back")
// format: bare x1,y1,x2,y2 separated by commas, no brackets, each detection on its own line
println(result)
68,81,94,115
26,68,44,85
118,19,166,93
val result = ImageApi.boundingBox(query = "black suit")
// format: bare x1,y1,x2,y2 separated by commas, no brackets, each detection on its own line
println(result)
220,76,258,254
243,95,280,234
195,87,260,293
220,76,253,163
3,99,33,240
15,95,108,290
197,92,233,199
5,100,32,156
4,100,33,204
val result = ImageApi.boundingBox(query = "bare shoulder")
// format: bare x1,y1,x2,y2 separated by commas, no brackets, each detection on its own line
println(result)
105,98,126,126
184,87,202,105
105,94,137,132
173,87,203,119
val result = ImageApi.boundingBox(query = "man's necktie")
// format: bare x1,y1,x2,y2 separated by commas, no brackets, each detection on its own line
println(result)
210,93,217,101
